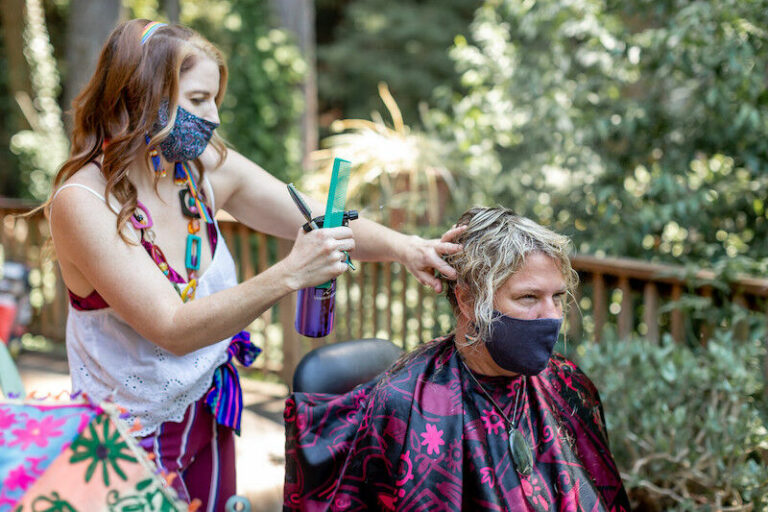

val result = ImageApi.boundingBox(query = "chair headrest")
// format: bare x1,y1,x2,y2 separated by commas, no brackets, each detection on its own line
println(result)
292,338,403,394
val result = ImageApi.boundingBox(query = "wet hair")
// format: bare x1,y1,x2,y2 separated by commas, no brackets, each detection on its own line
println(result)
381,206,578,381
443,206,578,342
44,19,228,241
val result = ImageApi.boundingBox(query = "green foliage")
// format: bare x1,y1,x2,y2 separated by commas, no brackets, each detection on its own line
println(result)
575,330,768,509
317,0,479,125
183,0,305,182
10,0,69,201
430,7,768,507
433,0,768,265
0,26,23,198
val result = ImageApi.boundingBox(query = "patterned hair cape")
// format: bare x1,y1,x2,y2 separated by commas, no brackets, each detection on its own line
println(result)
284,336,630,511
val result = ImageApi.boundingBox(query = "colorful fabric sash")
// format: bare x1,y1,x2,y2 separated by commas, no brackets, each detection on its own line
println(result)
204,331,261,435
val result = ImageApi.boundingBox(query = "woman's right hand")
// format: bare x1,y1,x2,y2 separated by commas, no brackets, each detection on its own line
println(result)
279,226,355,291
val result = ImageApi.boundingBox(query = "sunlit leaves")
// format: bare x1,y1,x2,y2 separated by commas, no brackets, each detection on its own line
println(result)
184,1,304,183
433,0,768,271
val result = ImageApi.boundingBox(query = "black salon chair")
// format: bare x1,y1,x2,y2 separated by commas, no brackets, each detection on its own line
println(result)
292,338,403,394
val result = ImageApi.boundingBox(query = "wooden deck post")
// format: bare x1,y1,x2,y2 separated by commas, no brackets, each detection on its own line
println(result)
733,294,749,341
278,238,300,387
567,286,582,342
670,285,684,343
371,262,380,337
356,263,365,339
643,283,659,344
238,223,255,280
618,276,633,339
592,274,606,342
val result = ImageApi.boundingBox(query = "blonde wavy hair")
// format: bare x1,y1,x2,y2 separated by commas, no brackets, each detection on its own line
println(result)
443,207,578,342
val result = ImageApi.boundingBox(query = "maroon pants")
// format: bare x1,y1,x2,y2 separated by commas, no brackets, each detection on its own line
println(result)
141,396,236,512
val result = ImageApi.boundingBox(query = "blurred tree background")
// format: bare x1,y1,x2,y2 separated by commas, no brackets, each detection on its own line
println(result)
316,0,478,127
431,0,768,271
1,0,767,508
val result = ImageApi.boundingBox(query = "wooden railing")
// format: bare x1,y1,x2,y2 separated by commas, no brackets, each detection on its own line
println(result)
569,254,767,344
3,200,767,383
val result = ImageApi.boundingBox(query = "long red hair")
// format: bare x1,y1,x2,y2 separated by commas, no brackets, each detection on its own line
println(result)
45,19,228,241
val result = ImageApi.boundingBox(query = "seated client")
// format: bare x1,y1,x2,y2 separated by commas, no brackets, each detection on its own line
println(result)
284,206,630,511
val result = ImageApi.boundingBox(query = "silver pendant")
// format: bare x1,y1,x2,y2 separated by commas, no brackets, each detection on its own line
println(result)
509,428,532,477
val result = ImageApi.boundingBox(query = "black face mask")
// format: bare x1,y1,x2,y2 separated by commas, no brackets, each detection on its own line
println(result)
482,311,562,375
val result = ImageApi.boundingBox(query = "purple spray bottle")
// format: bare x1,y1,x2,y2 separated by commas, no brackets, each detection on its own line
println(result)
287,161,357,337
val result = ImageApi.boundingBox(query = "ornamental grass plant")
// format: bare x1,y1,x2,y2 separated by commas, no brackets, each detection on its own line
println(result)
306,84,461,232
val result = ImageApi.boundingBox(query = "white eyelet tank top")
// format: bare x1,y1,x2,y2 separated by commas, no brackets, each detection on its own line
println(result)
51,179,239,436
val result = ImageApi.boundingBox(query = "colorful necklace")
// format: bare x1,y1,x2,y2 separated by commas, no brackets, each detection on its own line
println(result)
133,152,213,302
459,353,533,477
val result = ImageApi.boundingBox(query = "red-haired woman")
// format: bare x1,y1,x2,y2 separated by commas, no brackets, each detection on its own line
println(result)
44,19,463,511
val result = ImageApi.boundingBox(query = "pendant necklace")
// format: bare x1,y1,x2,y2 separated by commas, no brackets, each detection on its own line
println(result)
459,355,533,477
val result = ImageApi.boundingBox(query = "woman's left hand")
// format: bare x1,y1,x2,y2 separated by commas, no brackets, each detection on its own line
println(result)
402,225,466,293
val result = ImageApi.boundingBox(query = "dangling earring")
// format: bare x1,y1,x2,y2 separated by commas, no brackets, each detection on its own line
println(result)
173,161,186,186
464,322,481,345
145,135,166,177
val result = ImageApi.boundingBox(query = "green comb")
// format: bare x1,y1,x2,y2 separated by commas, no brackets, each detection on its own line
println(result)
323,158,351,228
318,158,352,288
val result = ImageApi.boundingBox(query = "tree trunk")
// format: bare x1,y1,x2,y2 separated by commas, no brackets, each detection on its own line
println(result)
0,0,32,131
161,0,180,24
269,0,317,169
63,0,120,129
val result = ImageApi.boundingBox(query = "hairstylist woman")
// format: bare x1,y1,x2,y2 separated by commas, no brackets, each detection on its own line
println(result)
44,19,462,510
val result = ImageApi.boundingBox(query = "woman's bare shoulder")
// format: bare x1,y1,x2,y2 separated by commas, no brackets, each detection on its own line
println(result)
60,161,107,189
201,146,273,210
49,162,116,228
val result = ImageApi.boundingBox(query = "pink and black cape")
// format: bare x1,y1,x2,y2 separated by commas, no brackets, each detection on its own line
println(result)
284,336,630,511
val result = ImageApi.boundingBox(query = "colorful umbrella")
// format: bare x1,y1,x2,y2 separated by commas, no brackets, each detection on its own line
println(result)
0,395,190,511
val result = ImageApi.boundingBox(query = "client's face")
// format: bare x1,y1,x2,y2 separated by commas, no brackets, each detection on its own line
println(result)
494,252,567,321
456,251,568,377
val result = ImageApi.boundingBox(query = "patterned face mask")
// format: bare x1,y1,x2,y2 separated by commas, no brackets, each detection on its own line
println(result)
154,103,219,163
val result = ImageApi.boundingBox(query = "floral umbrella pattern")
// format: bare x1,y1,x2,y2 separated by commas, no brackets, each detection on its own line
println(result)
0,399,186,511
68,414,137,487
0,403,95,509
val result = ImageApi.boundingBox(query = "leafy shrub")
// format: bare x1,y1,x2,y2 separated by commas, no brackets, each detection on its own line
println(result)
433,0,768,267
184,0,305,182
576,330,768,510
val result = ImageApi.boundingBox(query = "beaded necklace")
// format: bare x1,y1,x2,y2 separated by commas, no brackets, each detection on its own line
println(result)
132,159,213,302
